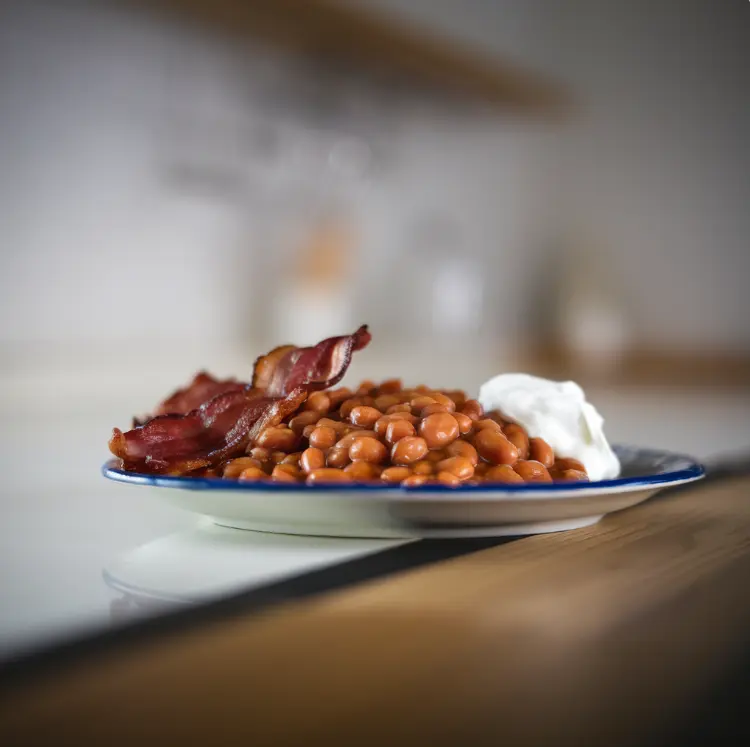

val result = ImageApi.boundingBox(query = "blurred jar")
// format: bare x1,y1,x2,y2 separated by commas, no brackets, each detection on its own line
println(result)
273,212,355,344
555,233,633,372
268,129,371,345
403,214,485,350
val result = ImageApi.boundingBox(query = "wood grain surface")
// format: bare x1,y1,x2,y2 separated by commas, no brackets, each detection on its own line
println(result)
2,476,750,745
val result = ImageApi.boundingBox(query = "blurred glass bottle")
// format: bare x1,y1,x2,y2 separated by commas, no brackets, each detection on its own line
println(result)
404,213,485,351
273,212,355,344
555,231,632,372
270,131,370,345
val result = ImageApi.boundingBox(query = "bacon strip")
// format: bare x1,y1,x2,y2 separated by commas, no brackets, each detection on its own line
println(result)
110,388,306,474
155,372,247,416
252,325,371,396
110,326,370,474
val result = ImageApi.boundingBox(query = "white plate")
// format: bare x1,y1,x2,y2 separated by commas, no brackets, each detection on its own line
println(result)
103,446,704,538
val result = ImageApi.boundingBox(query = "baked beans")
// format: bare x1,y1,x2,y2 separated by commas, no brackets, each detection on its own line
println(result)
391,436,428,465
304,391,331,414
502,423,529,460
514,460,553,483
215,379,589,486
528,438,555,468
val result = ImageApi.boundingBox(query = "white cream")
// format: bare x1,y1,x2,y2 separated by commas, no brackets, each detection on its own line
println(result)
478,373,620,481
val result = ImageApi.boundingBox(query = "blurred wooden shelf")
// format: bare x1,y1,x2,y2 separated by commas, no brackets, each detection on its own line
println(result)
517,349,750,390
138,0,570,115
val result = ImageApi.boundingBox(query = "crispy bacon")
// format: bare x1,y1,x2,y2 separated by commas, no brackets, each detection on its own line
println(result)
109,326,370,474
252,325,371,396
155,372,247,416
110,388,306,474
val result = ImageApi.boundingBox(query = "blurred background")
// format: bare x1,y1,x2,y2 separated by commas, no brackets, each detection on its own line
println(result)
0,0,749,647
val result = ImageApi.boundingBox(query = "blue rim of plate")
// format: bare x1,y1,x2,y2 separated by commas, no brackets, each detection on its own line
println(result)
102,445,704,495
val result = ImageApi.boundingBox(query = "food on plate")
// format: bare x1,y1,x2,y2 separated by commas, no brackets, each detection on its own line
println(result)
478,373,620,481
108,326,371,474
109,327,618,486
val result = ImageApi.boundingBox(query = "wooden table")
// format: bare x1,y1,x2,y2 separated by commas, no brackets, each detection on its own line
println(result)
2,474,750,745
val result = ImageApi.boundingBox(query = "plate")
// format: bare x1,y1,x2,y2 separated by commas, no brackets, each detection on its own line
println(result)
102,446,704,538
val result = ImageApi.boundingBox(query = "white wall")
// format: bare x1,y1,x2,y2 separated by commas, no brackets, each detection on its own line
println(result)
1,0,748,363
356,0,750,351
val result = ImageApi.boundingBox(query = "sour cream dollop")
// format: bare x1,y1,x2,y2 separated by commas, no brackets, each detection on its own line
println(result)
478,373,620,481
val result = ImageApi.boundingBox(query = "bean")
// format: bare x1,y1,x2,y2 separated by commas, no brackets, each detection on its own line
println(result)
529,438,555,468
247,447,272,463
461,399,484,421
474,429,519,465
552,468,589,482
356,380,377,395
381,466,412,483
419,413,460,449
309,426,338,450
349,405,382,428
436,456,474,481
339,398,364,419
223,457,264,479
336,430,379,449
374,413,417,437
414,384,431,393
393,412,418,425
474,462,489,477
326,447,351,468
271,451,286,464
256,426,298,451
329,421,352,436
386,403,412,415
271,464,302,482
514,460,553,482
374,394,401,411
420,403,451,417
317,417,346,431
306,469,352,484
503,424,530,459
385,419,416,445
426,449,448,463
446,440,479,466
288,411,321,435
484,465,524,483
327,388,353,407
301,425,315,439
436,471,461,487
303,391,331,414
281,452,302,465
238,466,266,481
391,436,428,465
349,436,387,464
374,416,392,437
402,474,428,487
410,396,437,414
300,447,325,474
430,392,456,411
453,412,474,435
412,460,434,475
344,461,379,481
444,390,467,409
378,379,402,394
554,457,586,473
473,418,503,433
